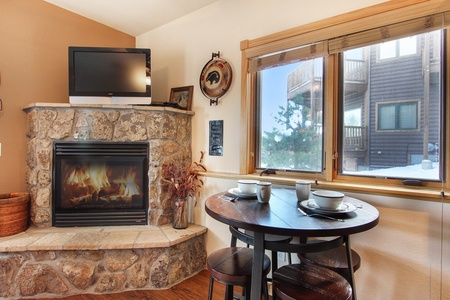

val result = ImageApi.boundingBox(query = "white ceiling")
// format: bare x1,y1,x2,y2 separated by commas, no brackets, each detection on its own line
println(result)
44,0,218,36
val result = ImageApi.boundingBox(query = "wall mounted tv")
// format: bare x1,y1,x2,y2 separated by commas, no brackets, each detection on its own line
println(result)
69,46,151,105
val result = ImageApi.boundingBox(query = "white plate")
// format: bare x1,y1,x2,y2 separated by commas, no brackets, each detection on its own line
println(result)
300,199,357,214
227,188,257,198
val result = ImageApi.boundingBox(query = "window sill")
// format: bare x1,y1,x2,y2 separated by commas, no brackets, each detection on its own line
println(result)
202,171,448,202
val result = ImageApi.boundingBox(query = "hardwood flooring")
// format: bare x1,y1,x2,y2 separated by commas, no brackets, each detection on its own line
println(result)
38,270,236,300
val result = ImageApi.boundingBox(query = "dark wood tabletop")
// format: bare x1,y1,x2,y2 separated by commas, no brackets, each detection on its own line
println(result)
205,187,380,300
205,187,379,237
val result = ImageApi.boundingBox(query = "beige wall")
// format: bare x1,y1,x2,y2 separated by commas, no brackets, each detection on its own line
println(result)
137,0,449,299
0,0,134,193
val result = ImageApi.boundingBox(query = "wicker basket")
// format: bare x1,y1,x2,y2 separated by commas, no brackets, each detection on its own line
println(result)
0,192,30,237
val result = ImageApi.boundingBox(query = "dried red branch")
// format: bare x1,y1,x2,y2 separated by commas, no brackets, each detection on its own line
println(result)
162,151,207,199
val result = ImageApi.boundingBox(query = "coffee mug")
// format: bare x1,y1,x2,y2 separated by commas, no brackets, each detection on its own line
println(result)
295,180,311,201
257,182,272,203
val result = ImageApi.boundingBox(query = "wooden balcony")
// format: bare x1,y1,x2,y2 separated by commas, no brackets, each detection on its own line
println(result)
344,126,367,150
287,59,367,99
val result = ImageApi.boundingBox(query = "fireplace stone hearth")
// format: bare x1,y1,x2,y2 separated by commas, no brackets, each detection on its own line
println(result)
0,224,207,299
23,103,194,228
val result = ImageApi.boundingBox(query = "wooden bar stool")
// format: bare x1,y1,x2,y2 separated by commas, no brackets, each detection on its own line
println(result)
298,245,361,280
207,247,271,300
273,263,352,300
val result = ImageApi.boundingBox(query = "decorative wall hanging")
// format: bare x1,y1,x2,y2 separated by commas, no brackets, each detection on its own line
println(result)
199,52,232,106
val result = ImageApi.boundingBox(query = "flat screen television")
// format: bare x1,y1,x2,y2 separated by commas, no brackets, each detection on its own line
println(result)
68,46,151,105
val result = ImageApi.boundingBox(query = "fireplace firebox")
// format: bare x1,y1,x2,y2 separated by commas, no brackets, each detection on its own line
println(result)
52,142,149,227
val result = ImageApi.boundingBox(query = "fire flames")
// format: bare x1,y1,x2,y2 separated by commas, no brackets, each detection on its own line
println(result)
62,162,142,208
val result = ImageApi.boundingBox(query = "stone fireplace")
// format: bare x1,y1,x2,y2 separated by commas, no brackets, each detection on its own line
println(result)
23,103,194,228
0,103,207,299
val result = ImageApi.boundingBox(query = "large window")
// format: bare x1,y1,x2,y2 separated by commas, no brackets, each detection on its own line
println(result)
341,31,442,180
246,10,447,184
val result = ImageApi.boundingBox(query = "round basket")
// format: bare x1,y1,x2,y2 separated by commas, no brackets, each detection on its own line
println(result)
0,192,30,237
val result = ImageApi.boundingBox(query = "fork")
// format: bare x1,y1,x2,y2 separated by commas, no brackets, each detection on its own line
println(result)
297,207,345,222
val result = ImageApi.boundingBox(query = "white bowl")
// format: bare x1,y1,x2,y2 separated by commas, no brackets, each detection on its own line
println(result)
312,190,344,209
237,180,259,194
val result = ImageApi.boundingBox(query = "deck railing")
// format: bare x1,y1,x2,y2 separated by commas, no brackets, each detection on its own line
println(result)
344,126,367,149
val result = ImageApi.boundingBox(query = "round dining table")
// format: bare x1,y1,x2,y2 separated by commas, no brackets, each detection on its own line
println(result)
205,187,379,300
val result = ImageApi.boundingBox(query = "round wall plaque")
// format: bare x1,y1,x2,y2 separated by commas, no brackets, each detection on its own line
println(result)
199,52,232,105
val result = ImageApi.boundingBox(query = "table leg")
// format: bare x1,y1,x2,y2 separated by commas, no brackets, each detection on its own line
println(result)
345,235,357,300
251,231,264,300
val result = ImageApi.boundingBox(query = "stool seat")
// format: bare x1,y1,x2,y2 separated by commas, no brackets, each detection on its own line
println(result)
207,247,271,299
298,245,361,278
273,263,352,300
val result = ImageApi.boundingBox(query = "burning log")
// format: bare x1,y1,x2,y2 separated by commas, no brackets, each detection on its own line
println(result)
98,186,120,198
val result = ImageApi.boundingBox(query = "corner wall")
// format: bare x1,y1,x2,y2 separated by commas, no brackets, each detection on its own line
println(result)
0,0,135,193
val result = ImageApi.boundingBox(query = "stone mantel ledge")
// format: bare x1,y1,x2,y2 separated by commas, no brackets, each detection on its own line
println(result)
22,102,195,115
0,224,207,252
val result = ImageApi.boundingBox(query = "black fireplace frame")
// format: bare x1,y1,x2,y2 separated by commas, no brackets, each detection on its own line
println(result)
52,141,149,227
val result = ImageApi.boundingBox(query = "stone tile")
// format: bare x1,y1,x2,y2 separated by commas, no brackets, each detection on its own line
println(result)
63,232,104,250
186,224,208,236
99,231,139,249
27,232,77,250
27,226,103,234
161,226,196,245
0,232,46,252
101,225,160,232
134,229,169,248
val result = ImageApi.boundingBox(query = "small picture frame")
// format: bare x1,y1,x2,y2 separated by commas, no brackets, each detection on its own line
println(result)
169,85,193,110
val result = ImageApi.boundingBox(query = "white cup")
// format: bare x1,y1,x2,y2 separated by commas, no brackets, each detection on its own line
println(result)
257,182,272,203
295,180,311,201
237,179,259,194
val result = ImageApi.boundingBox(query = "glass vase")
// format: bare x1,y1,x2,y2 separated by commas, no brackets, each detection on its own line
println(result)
172,197,188,229
187,196,196,224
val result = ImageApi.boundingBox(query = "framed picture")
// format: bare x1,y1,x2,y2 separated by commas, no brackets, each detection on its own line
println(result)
169,85,193,110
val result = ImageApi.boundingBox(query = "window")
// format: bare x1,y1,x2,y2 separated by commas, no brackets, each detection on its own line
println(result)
257,58,324,172
379,36,418,60
341,31,442,180
377,101,419,131
242,4,449,189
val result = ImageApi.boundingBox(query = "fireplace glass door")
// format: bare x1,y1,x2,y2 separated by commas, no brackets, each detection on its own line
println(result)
53,142,149,227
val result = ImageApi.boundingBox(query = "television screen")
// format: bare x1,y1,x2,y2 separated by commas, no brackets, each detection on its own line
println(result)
68,47,151,104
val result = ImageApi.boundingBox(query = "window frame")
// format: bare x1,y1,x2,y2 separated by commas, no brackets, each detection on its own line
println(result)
240,0,450,195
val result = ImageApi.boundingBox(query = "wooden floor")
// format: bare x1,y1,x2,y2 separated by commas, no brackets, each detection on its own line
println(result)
38,270,241,300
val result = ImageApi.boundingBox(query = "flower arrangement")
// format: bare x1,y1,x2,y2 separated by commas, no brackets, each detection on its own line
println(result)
162,151,207,199
162,152,207,229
